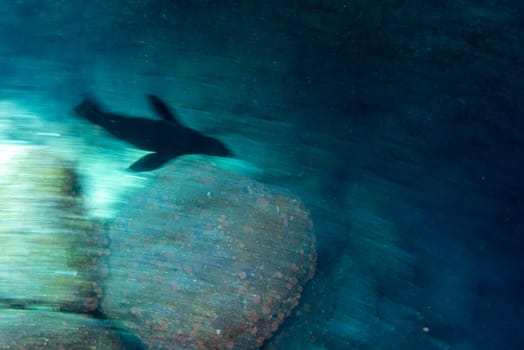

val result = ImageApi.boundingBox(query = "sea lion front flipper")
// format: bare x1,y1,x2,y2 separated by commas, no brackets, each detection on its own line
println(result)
147,94,183,126
128,152,173,172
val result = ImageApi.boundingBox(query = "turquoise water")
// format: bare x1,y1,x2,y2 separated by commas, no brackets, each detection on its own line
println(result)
1,1,523,349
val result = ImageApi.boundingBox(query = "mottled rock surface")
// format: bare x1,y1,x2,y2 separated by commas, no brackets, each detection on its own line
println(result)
102,158,316,349
0,309,125,349
0,145,106,313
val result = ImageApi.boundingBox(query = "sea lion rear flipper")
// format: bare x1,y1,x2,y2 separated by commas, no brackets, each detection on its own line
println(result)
128,153,173,172
73,98,106,124
147,94,183,126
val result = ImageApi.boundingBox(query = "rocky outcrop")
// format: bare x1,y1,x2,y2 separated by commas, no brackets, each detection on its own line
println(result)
0,146,316,349
0,144,106,313
0,309,125,349
102,158,316,349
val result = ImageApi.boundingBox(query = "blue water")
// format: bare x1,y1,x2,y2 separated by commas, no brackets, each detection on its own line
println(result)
1,1,523,349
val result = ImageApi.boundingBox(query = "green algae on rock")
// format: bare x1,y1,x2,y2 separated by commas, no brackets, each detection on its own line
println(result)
0,309,126,349
0,144,107,313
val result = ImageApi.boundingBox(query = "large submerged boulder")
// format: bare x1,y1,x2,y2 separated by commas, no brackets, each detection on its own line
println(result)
102,158,316,349
0,144,106,313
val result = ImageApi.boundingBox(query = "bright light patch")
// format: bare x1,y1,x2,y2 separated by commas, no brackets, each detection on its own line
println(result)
0,99,149,219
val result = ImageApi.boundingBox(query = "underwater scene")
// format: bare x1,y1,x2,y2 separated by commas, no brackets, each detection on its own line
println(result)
0,1,523,349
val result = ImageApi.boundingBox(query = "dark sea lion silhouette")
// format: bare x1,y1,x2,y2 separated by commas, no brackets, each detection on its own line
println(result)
73,94,232,172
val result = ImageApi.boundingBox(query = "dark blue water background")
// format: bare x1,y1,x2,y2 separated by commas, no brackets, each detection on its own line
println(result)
1,1,523,349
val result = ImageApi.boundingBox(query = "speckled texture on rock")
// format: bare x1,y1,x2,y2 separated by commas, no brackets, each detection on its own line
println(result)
102,158,316,349
0,145,107,313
